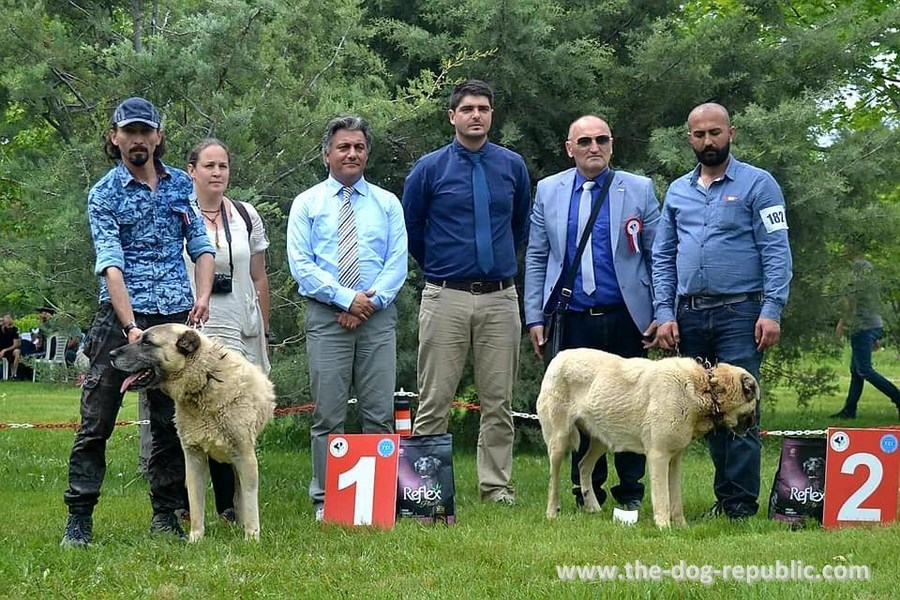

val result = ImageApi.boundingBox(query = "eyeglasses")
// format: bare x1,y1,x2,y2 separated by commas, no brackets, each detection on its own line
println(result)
573,135,612,148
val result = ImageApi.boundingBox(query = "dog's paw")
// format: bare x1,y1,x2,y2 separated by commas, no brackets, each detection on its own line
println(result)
244,528,260,541
582,498,602,513
188,530,204,543
653,517,672,529
546,506,561,520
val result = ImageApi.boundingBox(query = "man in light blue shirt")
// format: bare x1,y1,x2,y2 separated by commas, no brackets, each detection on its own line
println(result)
652,102,792,520
287,115,408,521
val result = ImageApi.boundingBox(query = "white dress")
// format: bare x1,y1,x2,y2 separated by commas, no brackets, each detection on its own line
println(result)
185,200,271,373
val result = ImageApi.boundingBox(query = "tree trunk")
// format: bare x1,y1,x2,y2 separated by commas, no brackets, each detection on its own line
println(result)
130,0,142,53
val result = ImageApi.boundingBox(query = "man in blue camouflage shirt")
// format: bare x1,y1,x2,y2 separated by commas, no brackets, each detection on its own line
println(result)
61,97,215,547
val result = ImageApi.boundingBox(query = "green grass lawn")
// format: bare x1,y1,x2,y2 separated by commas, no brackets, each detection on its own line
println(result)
0,350,898,599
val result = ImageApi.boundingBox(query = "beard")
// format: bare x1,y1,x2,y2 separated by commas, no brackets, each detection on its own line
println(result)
694,141,730,167
127,148,150,167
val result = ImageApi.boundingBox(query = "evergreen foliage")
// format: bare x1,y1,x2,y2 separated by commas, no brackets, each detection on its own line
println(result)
0,0,897,424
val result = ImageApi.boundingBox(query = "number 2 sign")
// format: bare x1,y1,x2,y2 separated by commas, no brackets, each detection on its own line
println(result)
323,434,400,528
823,427,900,528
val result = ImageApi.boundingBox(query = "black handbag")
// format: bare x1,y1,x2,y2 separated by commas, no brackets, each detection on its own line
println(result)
542,171,616,366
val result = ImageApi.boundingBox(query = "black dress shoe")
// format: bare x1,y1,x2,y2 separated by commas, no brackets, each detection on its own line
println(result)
620,499,642,511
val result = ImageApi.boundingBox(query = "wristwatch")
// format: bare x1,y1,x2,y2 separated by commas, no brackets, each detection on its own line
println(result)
122,322,138,337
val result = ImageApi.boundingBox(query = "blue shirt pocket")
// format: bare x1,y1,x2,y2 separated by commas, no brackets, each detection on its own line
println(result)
716,196,748,231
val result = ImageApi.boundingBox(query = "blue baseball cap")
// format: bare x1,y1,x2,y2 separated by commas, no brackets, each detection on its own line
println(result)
112,97,161,129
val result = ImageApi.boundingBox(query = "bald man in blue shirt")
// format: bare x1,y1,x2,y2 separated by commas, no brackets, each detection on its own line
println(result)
652,103,792,520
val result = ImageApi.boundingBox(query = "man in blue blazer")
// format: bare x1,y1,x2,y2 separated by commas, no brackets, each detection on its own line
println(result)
524,114,660,512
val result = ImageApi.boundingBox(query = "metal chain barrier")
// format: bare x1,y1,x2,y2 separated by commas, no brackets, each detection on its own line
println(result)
0,387,827,432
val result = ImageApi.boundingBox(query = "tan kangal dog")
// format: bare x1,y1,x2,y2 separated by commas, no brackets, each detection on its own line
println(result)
537,348,758,528
111,324,275,541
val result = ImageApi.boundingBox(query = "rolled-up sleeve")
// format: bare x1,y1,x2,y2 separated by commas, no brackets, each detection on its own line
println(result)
184,205,215,262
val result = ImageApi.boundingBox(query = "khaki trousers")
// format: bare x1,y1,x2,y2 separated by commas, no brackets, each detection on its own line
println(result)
413,283,521,498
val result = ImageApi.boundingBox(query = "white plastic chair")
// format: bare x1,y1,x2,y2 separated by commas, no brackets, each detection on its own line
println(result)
32,334,68,382
0,357,8,380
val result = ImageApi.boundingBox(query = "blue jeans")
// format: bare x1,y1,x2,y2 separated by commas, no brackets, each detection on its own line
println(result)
676,299,764,517
840,327,900,416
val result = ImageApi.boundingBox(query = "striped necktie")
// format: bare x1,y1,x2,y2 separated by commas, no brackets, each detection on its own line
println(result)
338,185,361,289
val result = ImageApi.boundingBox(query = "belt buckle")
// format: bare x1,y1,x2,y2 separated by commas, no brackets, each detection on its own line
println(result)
469,281,484,294
588,307,605,316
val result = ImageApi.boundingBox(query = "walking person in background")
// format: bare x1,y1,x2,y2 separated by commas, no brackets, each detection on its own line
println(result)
830,249,900,420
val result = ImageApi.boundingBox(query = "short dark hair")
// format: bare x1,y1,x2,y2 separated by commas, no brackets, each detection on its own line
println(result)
103,126,166,162
321,116,372,156
449,79,494,111
187,138,230,168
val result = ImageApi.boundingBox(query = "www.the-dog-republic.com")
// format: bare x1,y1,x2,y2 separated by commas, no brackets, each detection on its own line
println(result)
556,560,871,585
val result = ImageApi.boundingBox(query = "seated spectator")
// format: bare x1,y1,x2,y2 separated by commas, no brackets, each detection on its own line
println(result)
66,330,87,366
20,306,58,357
0,314,21,379
34,306,56,352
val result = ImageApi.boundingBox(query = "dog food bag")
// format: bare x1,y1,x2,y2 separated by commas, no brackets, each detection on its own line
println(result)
768,436,827,525
397,434,456,524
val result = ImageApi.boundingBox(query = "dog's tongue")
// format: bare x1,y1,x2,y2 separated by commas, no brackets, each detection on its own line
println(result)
120,372,143,393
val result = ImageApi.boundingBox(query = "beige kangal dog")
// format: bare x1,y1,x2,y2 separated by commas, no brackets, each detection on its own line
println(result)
111,324,275,542
537,348,759,528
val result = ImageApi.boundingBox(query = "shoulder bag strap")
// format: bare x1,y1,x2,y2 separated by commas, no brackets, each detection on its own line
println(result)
549,170,616,312
232,200,254,243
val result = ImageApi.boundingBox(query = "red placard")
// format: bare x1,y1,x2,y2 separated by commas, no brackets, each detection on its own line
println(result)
823,427,900,528
323,434,400,528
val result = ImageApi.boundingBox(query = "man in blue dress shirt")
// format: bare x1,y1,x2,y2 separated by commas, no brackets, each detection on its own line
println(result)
287,116,408,521
61,97,216,547
524,115,660,513
652,102,793,520
403,80,531,505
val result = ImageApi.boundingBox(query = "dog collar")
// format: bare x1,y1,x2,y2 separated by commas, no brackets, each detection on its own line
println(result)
697,358,724,419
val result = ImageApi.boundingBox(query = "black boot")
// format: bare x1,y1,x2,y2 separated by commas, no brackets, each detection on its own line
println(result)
150,512,187,541
60,514,93,548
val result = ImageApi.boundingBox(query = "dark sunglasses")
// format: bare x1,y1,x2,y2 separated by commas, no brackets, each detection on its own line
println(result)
573,135,612,147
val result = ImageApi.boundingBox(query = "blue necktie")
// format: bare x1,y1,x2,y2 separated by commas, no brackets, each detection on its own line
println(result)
469,152,494,274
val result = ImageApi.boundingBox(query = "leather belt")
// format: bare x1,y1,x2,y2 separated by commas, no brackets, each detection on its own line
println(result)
566,303,625,316
426,278,515,294
683,292,763,310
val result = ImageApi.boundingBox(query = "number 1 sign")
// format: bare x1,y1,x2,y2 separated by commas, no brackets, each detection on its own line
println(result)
823,427,900,528
323,434,400,528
